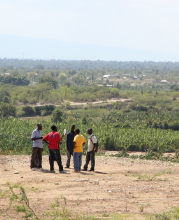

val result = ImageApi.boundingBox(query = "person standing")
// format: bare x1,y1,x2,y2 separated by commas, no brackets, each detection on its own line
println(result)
65,125,75,168
30,123,43,171
73,129,86,173
43,125,66,173
83,128,97,172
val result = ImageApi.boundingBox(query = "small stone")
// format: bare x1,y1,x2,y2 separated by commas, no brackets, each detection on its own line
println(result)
14,171,19,174
54,182,59,185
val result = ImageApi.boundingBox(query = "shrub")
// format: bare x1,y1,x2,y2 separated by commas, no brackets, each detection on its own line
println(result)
22,106,35,117
51,108,63,123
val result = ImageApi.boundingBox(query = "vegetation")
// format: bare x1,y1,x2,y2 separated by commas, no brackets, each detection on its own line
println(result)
0,59,179,158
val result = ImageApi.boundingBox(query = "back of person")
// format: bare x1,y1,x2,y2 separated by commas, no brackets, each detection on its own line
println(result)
44,131,61,149
74,134,85,153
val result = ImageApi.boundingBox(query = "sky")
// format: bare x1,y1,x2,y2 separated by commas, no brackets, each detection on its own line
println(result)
0,0,179,61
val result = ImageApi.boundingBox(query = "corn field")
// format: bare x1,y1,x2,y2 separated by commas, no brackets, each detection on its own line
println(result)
0,117,179,155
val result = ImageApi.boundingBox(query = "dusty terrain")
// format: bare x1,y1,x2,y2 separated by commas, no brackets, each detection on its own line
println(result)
1,153,179,220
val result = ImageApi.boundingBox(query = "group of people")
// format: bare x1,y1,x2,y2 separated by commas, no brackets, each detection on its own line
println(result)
30,123,98,173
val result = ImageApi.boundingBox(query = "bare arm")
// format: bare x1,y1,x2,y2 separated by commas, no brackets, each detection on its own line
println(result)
73,141,76,148
42,139,49,144
31,137,43,141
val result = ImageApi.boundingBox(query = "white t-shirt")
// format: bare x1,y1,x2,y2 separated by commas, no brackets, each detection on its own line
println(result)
31,128,43,148
87,134,97,152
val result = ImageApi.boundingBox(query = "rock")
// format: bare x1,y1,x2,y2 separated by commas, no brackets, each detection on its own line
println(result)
54,182,59,185
14,171,19,174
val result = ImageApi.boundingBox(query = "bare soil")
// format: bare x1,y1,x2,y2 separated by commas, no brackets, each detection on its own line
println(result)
0,153,179,219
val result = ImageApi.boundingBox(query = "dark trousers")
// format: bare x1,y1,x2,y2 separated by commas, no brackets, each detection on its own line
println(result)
84,151,95,171
66,149,73,167
30,147,43,168
49,148,63,171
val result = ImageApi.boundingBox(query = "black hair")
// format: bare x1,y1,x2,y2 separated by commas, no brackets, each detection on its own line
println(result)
51,125,57,131
75,128,80,134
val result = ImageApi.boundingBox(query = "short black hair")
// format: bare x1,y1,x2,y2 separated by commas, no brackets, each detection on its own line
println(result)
75,129,80,134
51,125,57,131
88,128,92,133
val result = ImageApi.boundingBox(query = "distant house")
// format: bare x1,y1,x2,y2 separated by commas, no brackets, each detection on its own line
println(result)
161,80,169,83
133,76,137,79
103,75,111,79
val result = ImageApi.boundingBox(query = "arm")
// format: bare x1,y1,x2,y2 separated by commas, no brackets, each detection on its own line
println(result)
66,134,69,150
92,143,97,152
31,130,43,141
42,138,49,145
91,136,97,152
31,137,43,141
73,141,76,149
56,132,63,145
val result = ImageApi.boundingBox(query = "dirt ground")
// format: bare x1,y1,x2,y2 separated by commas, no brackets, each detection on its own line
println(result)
1,152,179,220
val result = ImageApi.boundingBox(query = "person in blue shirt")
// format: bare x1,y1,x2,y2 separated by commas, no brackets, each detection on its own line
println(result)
65,125,75,168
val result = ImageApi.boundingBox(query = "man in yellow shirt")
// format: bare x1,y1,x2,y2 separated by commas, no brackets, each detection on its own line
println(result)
73,129,86,173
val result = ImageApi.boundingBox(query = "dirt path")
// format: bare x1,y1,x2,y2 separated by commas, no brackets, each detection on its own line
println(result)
21,98,131,108
0,154,178,219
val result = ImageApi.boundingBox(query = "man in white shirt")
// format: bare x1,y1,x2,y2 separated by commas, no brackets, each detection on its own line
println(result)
30,123,43,171
83,128,97,172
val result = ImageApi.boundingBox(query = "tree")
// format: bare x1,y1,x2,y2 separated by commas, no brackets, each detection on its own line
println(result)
51,108,63,123
22,106,36,117
0,103,16,118
39,76,58,89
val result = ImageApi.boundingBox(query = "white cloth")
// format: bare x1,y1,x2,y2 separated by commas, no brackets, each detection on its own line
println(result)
87,134,97,152
31,128,43,148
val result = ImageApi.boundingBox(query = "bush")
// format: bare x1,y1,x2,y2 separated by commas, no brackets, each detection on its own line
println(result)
0,103,16,118
35,105,55,116
22,106,36,117
51,108,63,123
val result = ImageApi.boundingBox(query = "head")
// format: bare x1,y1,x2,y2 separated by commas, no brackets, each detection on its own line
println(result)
71,125,75,132
75,129,80,135
37,123,42,131
87,128,92,135
51,125,57,132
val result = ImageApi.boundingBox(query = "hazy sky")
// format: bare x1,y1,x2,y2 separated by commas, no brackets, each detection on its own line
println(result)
0,0,179,55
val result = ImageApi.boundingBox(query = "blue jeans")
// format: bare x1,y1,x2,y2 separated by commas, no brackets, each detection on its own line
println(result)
73,152,82,171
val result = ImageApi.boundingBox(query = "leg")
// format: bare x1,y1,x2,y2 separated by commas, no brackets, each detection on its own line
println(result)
49,148,55,171
73,152,79,172
37,148,43,168
66,150,71,167
90,152,95,171
30,147,38,168
83,152,90,171
79,153,82,171
53,149,63,171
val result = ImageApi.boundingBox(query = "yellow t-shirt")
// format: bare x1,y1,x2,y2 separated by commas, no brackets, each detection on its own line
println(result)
73,134,86,153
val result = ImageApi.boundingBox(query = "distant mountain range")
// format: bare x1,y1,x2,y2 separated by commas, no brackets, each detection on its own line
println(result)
0,34,178,61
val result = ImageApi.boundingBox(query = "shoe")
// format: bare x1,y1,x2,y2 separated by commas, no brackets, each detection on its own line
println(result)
39,168,44,171
74,170,80,173
31,168,37,171
50,170,55,173
60,170,66,173
89,169,94,172
65,166,69,168
82,168,87,171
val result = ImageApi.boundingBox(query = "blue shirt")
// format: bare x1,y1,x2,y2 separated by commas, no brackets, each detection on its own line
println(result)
66,131,75,150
